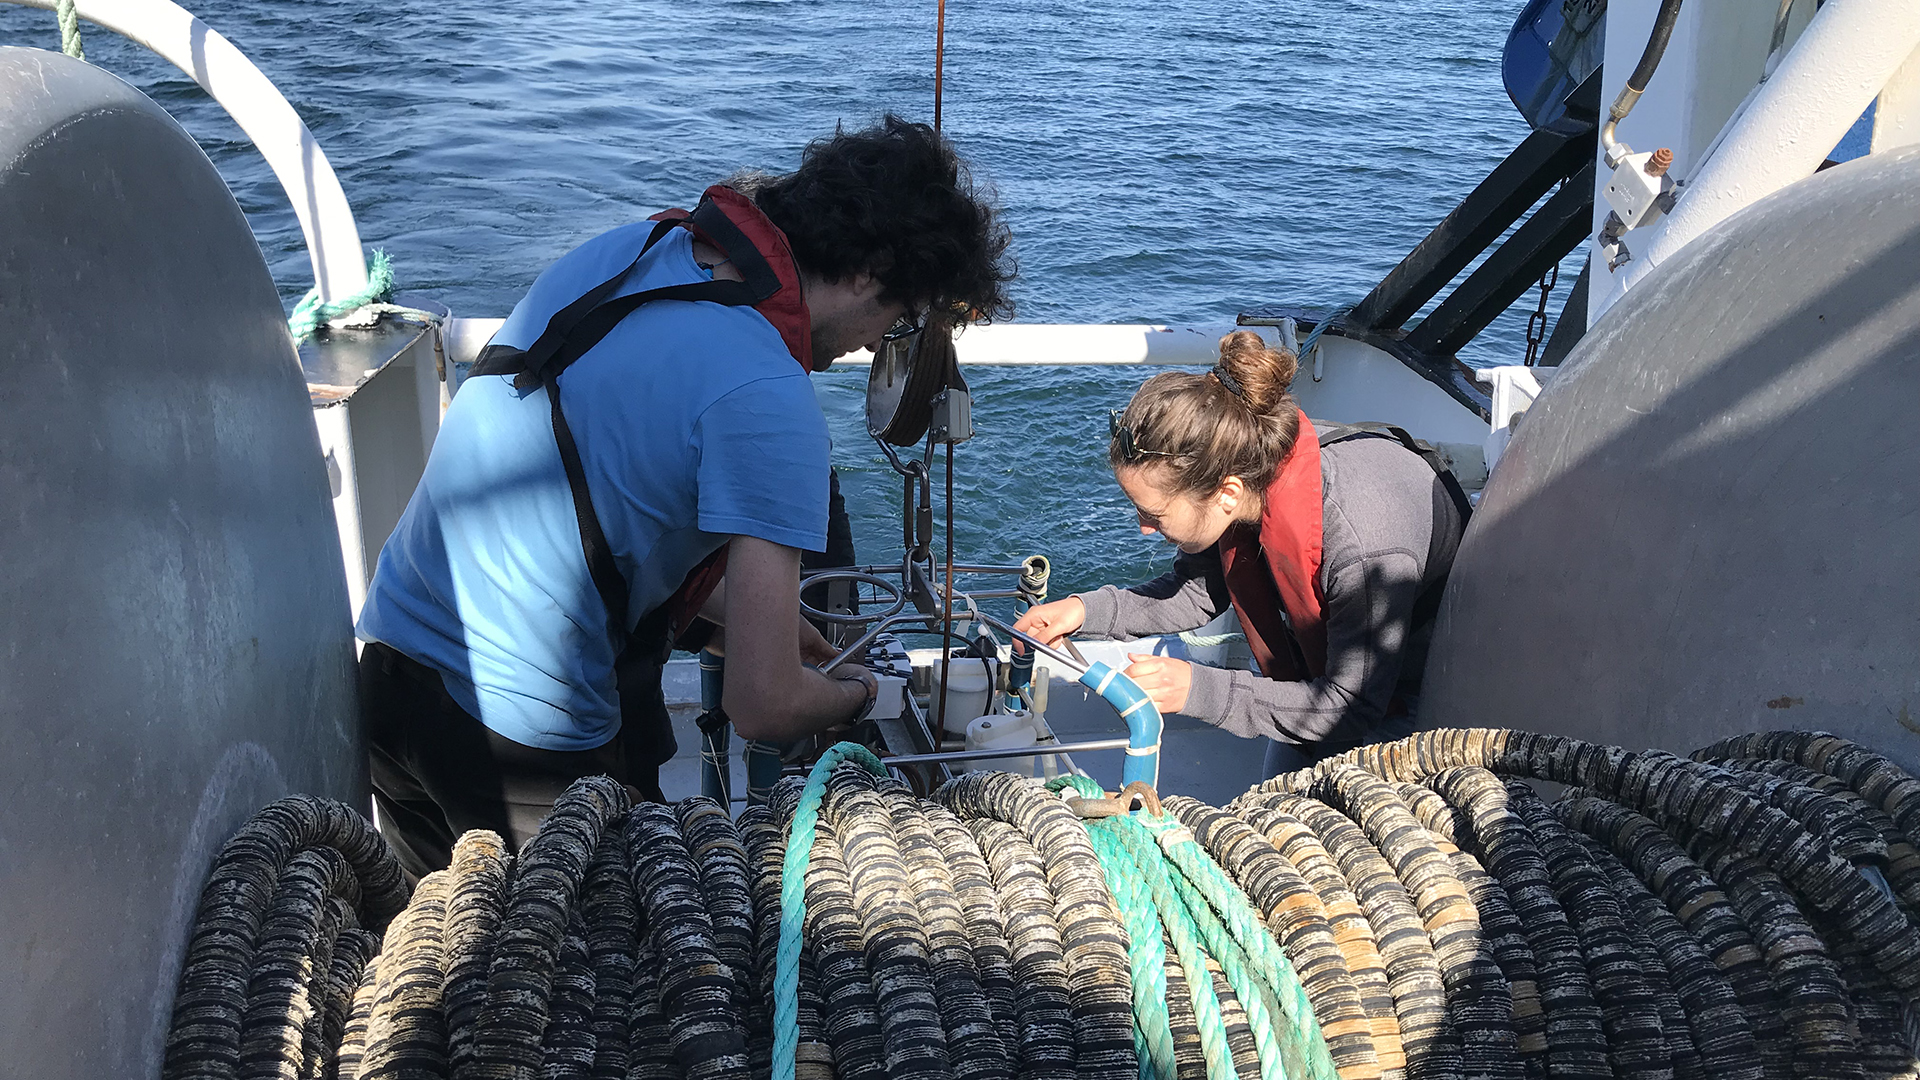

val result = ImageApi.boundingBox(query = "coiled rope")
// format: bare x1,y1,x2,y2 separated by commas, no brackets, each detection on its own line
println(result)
168,728,1920,1080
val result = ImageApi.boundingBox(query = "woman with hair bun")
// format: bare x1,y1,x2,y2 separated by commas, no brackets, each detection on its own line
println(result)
1013,330,1470,777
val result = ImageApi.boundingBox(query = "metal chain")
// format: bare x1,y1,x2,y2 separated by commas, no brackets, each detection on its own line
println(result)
1523,259,1559,367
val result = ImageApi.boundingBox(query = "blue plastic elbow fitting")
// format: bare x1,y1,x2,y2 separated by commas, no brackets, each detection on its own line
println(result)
1078,660,1162,787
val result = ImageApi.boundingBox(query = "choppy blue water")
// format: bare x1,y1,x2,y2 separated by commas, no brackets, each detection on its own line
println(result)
4,0,1566,599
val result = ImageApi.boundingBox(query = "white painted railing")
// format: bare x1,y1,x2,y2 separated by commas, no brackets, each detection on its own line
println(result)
5,0,370,305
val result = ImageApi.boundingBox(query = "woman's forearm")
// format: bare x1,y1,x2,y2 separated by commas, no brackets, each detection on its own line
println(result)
1075,549,1230,639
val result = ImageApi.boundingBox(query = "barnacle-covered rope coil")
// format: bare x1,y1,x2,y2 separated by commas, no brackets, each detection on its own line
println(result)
166,729,1920,1080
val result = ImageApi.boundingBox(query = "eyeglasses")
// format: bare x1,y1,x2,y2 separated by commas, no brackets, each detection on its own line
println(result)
1108,410,1186,462
880,309,925,343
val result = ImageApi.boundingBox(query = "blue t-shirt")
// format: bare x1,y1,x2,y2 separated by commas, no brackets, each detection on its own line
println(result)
358,222,830,750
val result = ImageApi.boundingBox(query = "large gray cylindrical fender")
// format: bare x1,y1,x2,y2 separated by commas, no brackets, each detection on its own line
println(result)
0,47,361,1080
1422,145,1920,769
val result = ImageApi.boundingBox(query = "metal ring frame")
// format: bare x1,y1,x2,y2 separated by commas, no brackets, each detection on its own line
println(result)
797,570,907,625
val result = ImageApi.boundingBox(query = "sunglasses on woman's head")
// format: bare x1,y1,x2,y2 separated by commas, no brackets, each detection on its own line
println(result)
1108,410,1185,462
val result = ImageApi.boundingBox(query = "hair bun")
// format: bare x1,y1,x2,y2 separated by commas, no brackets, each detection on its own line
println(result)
1215,330,1298,414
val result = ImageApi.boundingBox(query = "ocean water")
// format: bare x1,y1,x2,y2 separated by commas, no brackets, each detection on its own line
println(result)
2,0,1570,600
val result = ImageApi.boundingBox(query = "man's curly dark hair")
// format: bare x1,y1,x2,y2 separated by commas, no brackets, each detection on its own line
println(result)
747,115,1015,322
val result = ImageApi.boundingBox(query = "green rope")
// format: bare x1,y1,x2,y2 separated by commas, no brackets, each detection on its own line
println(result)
1049,778,1236,1080
772,743,887,1080
1049,776,1339,1080
54,0,84,60
1052,777,1179,1080
1103,812,1279,1080
1143,815,1339,1080
287,250,395,342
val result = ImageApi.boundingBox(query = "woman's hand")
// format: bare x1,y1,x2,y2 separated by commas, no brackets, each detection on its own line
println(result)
1123,654,1192,715
1011,596,1086,651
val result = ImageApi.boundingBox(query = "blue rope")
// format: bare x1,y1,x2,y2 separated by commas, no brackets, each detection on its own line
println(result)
772,742,887,1080
286,249,395,342
1296,306,1351,364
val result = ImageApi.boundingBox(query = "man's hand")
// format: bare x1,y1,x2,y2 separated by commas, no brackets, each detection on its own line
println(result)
1012,596,1086,651
1123,653,1192,715
723,536,877,740
832,665,878,712
799,617,839,667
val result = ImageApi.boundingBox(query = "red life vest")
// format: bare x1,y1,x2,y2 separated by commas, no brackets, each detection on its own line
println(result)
1214,415,1474,688
1216,411,1329,681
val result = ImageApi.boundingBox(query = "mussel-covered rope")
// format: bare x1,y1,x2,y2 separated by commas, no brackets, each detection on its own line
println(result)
168,729,1920,1080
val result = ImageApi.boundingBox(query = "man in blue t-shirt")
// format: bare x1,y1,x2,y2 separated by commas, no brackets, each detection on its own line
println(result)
356,116,1013,876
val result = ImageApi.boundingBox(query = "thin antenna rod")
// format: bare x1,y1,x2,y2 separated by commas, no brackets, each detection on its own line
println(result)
934,0,947,130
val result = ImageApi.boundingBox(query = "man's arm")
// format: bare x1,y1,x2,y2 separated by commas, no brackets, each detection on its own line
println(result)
690,577,840,665
721,535,875,740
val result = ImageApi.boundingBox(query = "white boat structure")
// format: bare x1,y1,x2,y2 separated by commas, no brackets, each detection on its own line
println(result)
1,0,1916,1077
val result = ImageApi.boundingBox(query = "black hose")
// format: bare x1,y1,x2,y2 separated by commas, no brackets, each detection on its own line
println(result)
923,799,1024,1064
676,798,756,1032
445,830,508,1080
968,816,1077,1080
1392,782,1546,1079
881,781,1012,1080
1283,795,1460,1080
239,847,358,1080
798,816,889,1080
1505,782,1671,1080
581,831,636,1080
822,768,955,1080
315,925,376,1080
1315,766,1517,1080
627,801,750,1080
173,728,1920,1080
538,913,597,1080
1566,830,1706,1080
937,771,1137,1080
1423,768,1609,1080
1623,0,1684,105
358,867,452,1080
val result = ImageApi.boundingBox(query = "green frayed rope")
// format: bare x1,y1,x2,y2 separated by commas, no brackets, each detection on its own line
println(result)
1052,775,1340,1080
772,742,887,1080
287,249,395,342
1054,776,1179,1080
1142,815,1339,1080
54,0,84,60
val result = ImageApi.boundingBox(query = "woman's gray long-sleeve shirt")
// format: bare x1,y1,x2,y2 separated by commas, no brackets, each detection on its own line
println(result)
1075,435,1465,748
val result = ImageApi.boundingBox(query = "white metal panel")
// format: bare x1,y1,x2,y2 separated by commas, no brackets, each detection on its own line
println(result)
1874,44,1920,153
1593,0,1920,320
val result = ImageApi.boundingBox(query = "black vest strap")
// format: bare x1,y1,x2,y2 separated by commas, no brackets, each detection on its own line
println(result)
468,199,784,641
1315,421,1474,632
